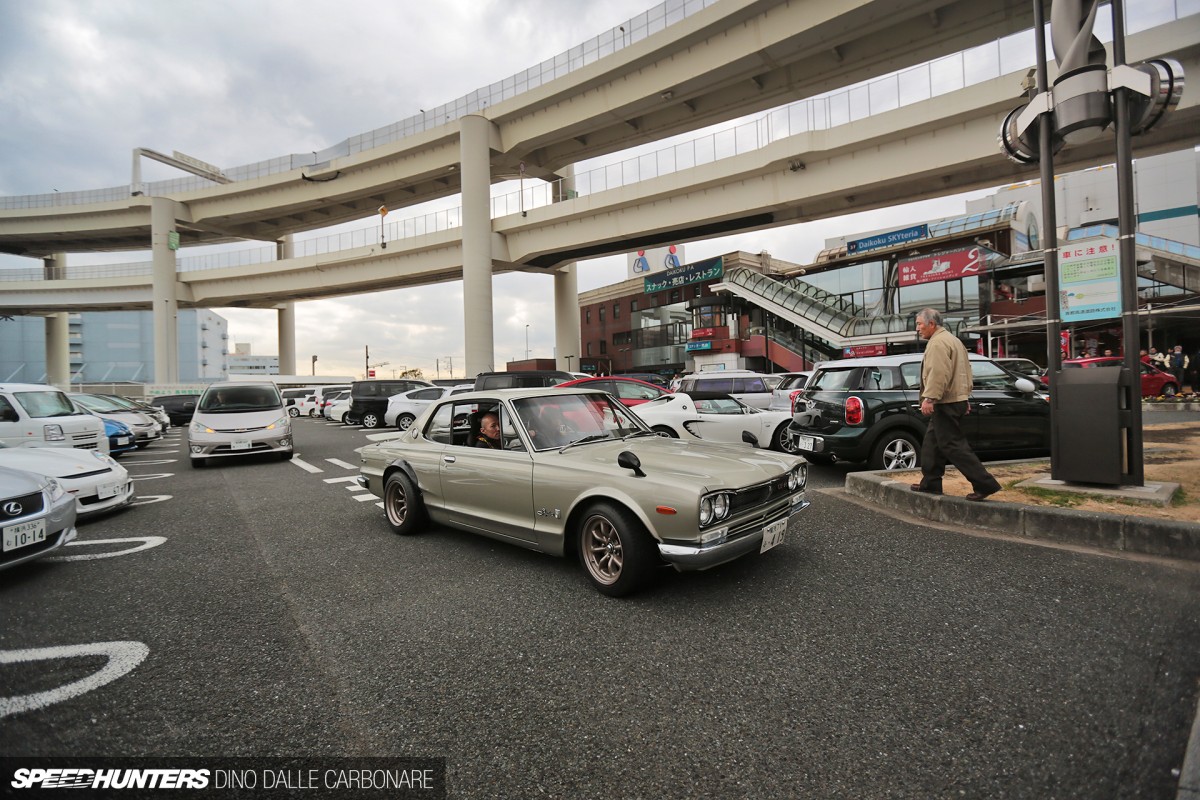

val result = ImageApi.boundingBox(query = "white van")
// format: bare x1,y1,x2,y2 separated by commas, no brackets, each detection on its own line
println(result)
299,385,350,417
0,383,108,452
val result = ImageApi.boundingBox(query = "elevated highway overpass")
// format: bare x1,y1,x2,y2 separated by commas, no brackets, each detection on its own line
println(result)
1,0,1196,381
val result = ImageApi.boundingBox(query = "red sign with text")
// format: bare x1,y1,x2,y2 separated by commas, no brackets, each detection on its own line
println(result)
843,344,887,358
692,328,715,339
898,247,983,286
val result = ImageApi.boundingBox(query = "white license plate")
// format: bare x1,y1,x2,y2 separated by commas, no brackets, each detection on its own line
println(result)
760,518,787,553
116,437,130,446
796,436,815,452
3,518,46,552
230,440,252,451
97,482,121,499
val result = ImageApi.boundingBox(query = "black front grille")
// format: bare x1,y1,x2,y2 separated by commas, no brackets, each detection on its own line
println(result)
1,532,63,565
67,468,112,480
729,473,792,516
1,491,44,521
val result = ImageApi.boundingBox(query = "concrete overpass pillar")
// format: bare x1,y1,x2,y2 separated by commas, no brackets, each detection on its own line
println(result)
276,236,296,375
554,267,580,372
42,253,69,388
460,114,495,376
553,165,580,372
151,197,179,384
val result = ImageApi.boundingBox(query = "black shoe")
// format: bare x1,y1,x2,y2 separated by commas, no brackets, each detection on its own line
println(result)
965,488,999,502
910,484,942,495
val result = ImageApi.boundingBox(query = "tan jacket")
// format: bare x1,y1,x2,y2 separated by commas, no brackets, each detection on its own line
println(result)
920,327,972,403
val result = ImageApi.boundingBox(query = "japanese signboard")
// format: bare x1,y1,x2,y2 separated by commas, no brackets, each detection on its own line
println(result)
897,247,983,286
846,224,928,255
685,341,713,351
843,344,887,358
643,255,723,293
1058,238,1121,322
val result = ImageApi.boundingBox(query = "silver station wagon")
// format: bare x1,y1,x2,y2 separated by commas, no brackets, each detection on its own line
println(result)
356,387,810,596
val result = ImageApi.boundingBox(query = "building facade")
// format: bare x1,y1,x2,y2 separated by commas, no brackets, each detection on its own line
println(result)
0,309,229,384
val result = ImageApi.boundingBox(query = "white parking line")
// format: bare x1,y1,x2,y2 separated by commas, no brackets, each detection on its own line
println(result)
0,642,150,719
129,495,171,506
118,458,177,465
48,536,167,562
352,494,377,502
130,473,172,481
325,458,357,470
289,457,323,474
322,476,358,485
376,502,384,509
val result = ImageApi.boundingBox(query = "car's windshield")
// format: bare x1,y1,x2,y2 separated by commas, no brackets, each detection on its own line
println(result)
14,390,81,417
73,394,132,413
513,393,648,451
809,368,859,391
199,386,282,412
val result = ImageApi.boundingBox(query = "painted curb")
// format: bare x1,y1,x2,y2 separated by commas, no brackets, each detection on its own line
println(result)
847,472,1200,561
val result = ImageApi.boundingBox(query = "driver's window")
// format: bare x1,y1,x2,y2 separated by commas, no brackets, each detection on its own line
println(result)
425,404,456,444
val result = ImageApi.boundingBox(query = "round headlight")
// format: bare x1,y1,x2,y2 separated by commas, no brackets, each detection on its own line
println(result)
787,469,798,491
699,496,714,526
712,492,729,520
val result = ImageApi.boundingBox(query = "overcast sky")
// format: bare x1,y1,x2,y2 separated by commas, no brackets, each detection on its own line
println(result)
0,0,988,380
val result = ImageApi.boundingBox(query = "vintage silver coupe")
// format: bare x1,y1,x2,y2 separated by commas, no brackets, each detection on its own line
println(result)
356,388,809,596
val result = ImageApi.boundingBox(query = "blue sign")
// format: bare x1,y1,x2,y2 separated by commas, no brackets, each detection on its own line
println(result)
686,341,712,352
644,256,723,293
846,224,928,255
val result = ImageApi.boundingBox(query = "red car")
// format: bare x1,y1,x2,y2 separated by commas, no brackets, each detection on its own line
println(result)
1061,356,1180,397
556,376,668,407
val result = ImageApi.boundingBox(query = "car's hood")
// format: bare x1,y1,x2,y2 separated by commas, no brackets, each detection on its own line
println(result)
562,436,800,489
192,409,287,429
0,448,117,479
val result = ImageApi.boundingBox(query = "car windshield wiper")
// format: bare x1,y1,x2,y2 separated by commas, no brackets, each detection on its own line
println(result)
559,433,610,452
621,430,658,441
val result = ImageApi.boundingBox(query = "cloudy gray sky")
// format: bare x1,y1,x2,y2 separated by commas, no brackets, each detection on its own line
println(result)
1,0,988,380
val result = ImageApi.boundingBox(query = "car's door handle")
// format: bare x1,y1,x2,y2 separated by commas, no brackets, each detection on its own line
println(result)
443,455,456,463
976,403,996,408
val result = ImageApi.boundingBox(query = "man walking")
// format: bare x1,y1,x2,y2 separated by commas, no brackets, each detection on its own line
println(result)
911,308,1003,501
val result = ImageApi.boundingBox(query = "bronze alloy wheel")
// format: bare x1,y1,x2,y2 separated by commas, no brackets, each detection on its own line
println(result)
577,502,655,596
383,472,424,535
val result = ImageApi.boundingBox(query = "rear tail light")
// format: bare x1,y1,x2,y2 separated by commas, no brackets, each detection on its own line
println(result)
845,396,865,425
789,390,804,413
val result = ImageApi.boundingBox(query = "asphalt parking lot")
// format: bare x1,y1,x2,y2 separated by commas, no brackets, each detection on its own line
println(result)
2,417,1198,798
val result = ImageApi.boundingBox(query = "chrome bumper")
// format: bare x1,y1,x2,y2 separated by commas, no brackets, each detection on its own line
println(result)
657,496,809,571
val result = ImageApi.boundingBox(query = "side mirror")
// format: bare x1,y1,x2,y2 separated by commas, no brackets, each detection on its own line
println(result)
1013,378,1037,393
617,450,645,477
742,430,760,447
183,402,195,411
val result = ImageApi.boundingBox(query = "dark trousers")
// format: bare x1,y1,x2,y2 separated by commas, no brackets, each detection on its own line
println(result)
918,401,1002,494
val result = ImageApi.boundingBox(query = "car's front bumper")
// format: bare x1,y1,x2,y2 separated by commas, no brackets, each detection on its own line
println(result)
0,490,77,570
657,494,809,571
188,431,292,459
75,477,135,517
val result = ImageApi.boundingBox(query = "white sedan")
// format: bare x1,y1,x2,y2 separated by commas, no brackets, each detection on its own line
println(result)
0,446,134,517
631,392,798,452
385,385,473,430
327,394,352,423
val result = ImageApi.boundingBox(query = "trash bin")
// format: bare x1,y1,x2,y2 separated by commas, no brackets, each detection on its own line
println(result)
1052,365,1130,485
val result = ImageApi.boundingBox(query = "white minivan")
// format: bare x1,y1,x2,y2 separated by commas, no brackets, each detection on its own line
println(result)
187,382,292,468
0,383,107,452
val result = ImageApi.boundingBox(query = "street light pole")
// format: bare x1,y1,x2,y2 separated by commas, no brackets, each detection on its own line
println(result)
525,324,530,361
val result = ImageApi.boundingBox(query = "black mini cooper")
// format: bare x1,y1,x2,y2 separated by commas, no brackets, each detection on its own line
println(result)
787,353,1049,470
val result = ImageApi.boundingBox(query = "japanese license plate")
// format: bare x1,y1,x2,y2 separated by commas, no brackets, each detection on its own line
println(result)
760,518,786,553
230,440,252,451
97,482,121,499
3,518,46,552
796,436,815,452
116,437,130,446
